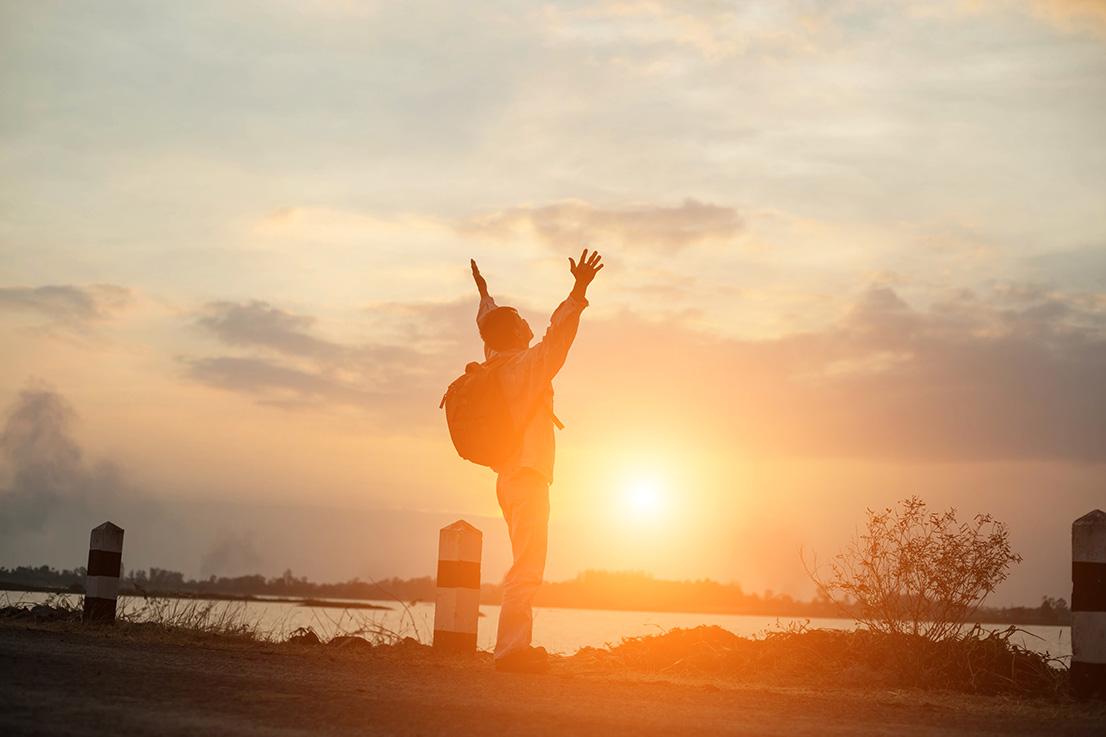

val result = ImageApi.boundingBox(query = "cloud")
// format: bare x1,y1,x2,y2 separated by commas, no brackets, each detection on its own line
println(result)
195,300,434,367
1025,245,1106,290
183,355,381,409
253,207,450,245
457,199,742,252
0,284,131,329
1029,0,1106,36
181,282,1106,463
914,0,1106,38
185,299,473,415
252,199,743,255
570,282,1106,462
197,301,342,359
541,1,828,61
574,0,1106,51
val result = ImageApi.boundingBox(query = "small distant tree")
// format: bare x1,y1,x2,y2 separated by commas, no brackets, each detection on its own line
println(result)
808,497,1022,642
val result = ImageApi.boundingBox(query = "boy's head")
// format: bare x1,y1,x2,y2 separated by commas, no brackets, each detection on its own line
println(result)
478,306,533,352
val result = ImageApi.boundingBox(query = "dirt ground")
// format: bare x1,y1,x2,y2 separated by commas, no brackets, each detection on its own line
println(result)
2,625,1104,737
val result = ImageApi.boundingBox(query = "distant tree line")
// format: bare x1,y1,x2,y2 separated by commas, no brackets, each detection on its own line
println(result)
0,564,1071,625
0,564,438,603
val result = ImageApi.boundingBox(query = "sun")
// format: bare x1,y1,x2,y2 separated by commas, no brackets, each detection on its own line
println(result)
622,474,666,522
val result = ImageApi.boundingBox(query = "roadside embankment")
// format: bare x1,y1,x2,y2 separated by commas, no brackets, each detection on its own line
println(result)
2,606,1105,737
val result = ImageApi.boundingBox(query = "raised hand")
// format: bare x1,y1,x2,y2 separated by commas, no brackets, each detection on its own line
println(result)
470,258,489,298
569,248,603,299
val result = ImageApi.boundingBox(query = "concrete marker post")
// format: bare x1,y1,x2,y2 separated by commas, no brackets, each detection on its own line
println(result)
83,521,124,623
433,520,482,653
1072,509,1106,699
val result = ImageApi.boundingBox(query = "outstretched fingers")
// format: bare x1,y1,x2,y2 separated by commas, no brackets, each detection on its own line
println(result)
570,248,604,284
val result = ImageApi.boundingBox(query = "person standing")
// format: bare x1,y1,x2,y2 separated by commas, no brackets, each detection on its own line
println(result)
469,250,603,673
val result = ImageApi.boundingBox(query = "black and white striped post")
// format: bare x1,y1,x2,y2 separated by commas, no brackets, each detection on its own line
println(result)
1072,509,1106,699
433,520,482,653
83,521,124,623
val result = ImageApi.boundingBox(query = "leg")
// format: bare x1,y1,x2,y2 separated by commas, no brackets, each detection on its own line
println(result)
494,468,550,660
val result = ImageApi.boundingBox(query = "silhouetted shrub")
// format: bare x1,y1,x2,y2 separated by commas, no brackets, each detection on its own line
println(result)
809,497,1022,642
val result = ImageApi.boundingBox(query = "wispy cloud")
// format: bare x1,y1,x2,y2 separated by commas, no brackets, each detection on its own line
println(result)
252,207,451,246
911,0,1106,38
197,301,343,359
0,284,131,330
541,1,828,61
457,199,742,252
1028,0,1106,37
185,298,471,415
182,355,381,410
252,199,743,255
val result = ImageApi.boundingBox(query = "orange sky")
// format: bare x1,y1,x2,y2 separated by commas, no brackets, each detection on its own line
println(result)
2,1,1105,605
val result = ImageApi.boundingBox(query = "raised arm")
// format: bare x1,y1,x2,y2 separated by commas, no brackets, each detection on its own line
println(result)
532,249,603,379
471,258,489,299
471,259,497,322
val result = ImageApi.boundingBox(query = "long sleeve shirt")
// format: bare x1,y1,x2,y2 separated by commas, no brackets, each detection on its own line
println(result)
477,293,588,484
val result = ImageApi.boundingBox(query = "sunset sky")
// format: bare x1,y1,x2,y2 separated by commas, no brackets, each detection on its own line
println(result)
2,1,1104,605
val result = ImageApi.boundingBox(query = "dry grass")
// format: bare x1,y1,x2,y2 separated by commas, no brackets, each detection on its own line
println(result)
571,623,1068,698
0,593,418,648
0,594,265,645
282,595,425,646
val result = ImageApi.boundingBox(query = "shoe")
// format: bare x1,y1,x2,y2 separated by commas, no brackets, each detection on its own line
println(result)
494,646,549,673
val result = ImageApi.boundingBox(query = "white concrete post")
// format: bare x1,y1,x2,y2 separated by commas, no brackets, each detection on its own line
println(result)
433,520,482,653
1072,509,1106,699
83,521,124,623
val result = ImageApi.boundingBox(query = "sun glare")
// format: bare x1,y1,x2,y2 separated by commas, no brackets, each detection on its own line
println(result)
623,475,666,522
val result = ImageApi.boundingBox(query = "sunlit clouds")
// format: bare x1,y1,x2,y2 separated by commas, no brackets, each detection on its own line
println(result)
457,199,742,253
1,1,1104,603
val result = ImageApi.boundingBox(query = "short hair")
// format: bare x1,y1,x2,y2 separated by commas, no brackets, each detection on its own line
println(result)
478,306,522,351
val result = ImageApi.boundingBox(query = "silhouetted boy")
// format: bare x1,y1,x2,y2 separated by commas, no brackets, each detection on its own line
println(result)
469,250,603,673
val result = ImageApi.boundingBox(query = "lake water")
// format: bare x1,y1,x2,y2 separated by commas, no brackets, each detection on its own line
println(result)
3,591,1071,660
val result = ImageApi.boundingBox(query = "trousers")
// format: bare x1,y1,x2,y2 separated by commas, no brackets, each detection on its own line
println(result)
494,467,550,659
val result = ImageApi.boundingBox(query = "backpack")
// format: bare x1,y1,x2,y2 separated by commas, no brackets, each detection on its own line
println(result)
439,355,520,468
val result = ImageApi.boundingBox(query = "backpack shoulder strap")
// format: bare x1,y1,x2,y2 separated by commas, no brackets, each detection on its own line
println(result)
487,351,566,431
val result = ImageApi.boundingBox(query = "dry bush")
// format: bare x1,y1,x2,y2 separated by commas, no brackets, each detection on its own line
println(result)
807,497,1022,642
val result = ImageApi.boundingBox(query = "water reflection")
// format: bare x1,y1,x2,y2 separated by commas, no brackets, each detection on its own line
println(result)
2,591,1070,659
